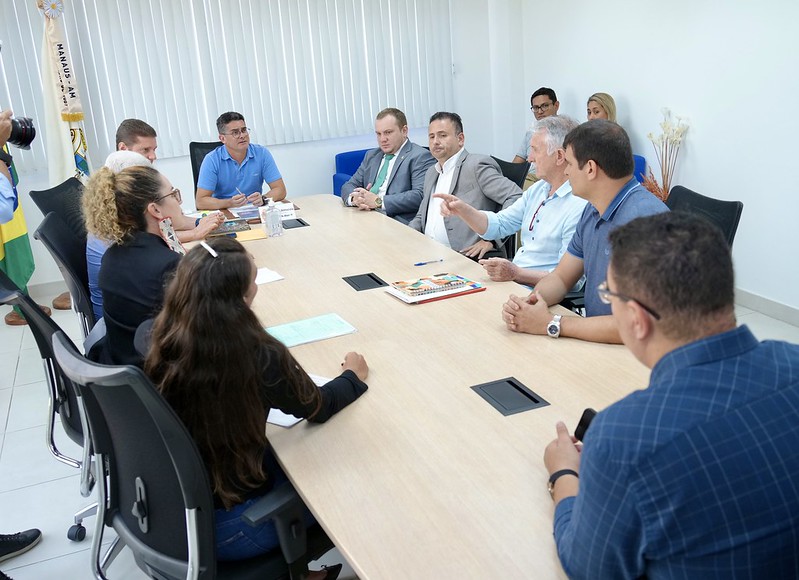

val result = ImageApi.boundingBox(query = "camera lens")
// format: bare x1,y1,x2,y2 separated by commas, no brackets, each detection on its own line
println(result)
9,117,36,150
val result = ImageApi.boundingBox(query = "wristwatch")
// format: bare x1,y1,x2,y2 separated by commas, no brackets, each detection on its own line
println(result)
548,469,578,498
374,196,383,209
546,314,562,338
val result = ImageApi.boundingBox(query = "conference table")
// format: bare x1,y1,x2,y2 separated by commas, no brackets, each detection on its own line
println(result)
245,195,650,579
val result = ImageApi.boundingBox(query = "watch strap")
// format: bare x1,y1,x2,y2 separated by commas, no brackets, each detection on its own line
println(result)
548,468,578,494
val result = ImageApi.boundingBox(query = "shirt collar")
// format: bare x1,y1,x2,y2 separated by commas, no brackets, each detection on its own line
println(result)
551,180,573,199
435,147,465,176
650,325,760,385
600,178,641,221
221,143,253,161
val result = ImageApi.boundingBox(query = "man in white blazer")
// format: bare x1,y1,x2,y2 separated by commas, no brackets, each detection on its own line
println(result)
342,107,435,224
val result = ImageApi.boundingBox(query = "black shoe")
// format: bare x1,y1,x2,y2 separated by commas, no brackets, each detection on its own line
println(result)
0,529,42,563
321,563,343,580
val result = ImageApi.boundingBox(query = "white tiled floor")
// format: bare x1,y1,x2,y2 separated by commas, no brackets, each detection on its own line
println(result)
2,290,799,579
0,289,356,579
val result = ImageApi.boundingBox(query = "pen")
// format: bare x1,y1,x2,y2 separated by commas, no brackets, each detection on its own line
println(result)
414,258,443,266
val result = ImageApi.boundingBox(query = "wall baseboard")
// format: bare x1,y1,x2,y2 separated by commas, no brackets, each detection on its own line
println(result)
736,288,799,328
27,281,68,300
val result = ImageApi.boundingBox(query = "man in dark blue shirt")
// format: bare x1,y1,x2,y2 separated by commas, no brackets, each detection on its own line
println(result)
502,120,667,344
543,211,799,579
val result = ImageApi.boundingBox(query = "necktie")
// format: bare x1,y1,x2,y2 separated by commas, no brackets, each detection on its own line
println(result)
370,154,395,193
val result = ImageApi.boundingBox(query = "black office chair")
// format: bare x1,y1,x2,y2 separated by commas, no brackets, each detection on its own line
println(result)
666,185,744,248
490,156,529,260
35,212,96,338
491,156,529,189
29,177,86,240
0,269,97,543
189,141,221,193
52,331,336,580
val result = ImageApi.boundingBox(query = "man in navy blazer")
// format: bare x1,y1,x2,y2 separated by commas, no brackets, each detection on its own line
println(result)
342,108,435,224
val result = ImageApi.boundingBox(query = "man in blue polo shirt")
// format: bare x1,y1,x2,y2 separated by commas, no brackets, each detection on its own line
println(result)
502,119,668,344
195,111,286,210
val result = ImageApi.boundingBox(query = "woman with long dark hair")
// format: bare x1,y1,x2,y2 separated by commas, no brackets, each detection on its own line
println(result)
145,237,367,577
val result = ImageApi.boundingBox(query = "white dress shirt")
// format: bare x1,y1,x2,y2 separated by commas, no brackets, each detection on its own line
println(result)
424,148,465,248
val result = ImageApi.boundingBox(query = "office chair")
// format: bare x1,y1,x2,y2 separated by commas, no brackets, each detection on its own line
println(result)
34,212,96,339
489,156,530,260
29,177,87,240
52,331,336,580
0,269,97,543
633,154,647,184
189,141,221,193
332,147,370,197
667,185,744,248
491,156,530,189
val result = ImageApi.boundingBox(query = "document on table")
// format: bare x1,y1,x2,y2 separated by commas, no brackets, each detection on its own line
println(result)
266,313,356,348
230,204,261,221
256,267,283,285
267,373,331,427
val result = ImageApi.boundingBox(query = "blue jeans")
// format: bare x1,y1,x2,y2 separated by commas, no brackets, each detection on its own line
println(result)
214,452,316,561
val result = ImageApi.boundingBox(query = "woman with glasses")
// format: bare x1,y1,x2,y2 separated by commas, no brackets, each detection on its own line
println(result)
144,237,365,578
586,92,617,122
82,164,184,366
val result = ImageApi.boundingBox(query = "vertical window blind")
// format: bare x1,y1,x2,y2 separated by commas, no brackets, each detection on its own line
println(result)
0,0,454,173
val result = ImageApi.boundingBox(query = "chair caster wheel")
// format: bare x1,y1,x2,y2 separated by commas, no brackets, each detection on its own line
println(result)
68,524,87,541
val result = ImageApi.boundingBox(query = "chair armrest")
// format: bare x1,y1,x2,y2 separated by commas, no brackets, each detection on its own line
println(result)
240,484,303,527
241,484,310,572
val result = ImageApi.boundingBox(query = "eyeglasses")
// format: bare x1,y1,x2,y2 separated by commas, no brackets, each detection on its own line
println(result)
597,280,661,320
155,187,182,204
224,127,250,137
531,102,553,113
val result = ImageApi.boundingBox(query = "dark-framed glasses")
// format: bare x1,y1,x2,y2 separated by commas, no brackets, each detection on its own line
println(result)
225,127,250,137
155,187,182,204
597,280,661,320
531,102,553,113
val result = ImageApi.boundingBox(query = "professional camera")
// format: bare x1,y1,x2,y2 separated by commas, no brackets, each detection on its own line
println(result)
8,116,36,150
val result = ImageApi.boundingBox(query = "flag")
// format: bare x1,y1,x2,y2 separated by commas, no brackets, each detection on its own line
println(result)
0,145,36,295
38,0,91,184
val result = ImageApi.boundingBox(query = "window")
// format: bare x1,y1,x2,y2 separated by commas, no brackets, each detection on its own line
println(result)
0,0,454,173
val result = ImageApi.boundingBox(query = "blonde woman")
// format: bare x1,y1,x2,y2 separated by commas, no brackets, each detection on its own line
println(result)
587,93,617,122
82,165,184,365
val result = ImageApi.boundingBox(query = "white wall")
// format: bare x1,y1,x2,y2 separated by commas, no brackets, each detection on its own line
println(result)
518,0,799,311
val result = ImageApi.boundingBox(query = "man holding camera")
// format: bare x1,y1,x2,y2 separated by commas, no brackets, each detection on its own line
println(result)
0,110,16,223
1,109,54,326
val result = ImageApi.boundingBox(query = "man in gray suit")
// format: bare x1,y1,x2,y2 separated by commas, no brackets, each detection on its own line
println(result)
408,112,522,258
342,107,435,224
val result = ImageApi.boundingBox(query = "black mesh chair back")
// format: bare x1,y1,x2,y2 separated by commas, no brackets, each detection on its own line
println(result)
491,156,530,189
189,141,222,193
0,269,87,458
29,177,86,240
52,332,332,579
666,186,744,248
52,330,217,579
34,212,96,337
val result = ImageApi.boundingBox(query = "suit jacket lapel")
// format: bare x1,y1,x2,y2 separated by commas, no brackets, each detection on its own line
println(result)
449,149,468,195
385,140,411,188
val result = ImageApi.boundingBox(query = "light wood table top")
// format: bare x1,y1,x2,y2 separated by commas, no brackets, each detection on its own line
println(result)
248,195,650,579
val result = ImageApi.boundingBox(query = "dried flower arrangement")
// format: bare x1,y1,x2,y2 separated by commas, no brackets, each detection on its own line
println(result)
642,108,689,201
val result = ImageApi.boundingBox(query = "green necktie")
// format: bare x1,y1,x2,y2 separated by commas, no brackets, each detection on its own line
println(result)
370,154,395,193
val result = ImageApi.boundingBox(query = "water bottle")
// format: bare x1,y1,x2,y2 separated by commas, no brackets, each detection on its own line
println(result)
265,199,283,237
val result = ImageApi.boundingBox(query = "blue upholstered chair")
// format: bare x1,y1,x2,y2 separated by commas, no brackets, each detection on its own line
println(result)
633,154,647,184
332,148,370,197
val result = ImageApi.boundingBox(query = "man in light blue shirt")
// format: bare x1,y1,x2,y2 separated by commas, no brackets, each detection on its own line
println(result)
435,116,585,287
195,111,286,210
